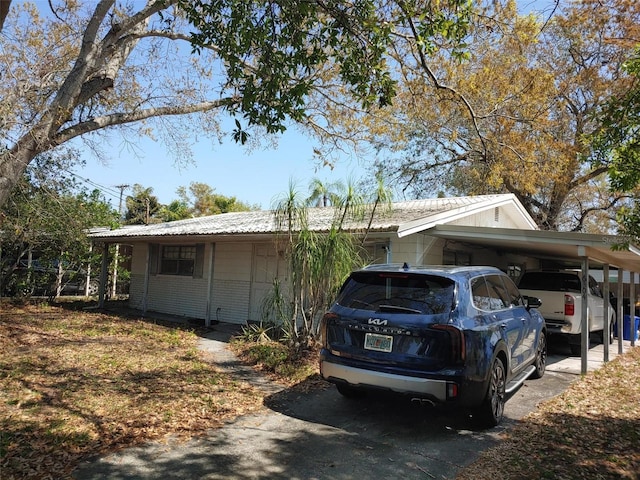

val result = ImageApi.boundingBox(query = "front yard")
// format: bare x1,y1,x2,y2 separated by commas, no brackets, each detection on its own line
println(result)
0,302,265,479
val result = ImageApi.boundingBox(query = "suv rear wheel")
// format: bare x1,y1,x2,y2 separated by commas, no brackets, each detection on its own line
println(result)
531,331,546,379
476,357,506,427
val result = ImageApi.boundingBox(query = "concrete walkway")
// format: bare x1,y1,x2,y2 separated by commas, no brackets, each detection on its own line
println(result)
546,335,636,375
196,323,286,396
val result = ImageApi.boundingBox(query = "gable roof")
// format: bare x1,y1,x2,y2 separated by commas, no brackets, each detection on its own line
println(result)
89,194,537,241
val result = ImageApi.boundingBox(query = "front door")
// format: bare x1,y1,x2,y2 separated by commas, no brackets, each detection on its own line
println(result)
249,244,287,322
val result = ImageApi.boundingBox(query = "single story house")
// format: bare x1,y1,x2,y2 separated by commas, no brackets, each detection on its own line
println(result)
89,194,640,328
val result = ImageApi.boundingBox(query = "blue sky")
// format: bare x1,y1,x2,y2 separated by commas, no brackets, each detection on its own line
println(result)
73,124,368,211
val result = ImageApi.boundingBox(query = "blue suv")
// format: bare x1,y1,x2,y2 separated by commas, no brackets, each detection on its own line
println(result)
319,264,547,426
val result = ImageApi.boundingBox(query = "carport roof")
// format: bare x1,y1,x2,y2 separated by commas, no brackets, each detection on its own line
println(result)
426,224,640,273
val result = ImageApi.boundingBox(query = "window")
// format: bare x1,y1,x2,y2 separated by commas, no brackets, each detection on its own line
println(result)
472,275,509,311
336,272,455,315
501,275,525,307
507,264,522,280
149,244,205,277
160,246,196,275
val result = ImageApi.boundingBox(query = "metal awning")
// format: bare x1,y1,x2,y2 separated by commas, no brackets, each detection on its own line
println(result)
426,225,640,272
427,225,640,374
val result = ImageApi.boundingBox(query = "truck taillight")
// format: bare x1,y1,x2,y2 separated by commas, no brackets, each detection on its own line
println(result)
564,294,575,316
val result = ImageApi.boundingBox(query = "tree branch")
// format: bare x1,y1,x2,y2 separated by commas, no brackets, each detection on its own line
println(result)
53,96,240,145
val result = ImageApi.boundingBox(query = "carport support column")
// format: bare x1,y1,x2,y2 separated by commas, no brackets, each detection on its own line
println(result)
603,264,610,363
631,272,636,348
580,256,589,375
98,242,109,309
617,269,624,355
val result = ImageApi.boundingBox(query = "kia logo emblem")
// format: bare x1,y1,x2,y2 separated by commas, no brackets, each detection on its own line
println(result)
368,318,388,326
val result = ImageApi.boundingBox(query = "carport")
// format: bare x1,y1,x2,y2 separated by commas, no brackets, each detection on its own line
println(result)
420,225,640,374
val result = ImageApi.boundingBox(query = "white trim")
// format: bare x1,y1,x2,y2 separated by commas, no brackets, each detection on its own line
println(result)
397,194,537,238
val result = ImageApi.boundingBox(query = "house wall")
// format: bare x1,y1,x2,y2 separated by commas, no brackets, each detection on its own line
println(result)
450,206,520,229
122,205,526,323
128,242,210,319
210,242,253,324
128,243,147,311
389,235,445,265
127,241,272,325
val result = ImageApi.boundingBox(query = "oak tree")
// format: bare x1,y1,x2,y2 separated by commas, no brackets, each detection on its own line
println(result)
0,0,472,209
308,0,639,232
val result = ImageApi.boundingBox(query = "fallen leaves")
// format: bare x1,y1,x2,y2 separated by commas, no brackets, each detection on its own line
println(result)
0,303,264,479
455,346,640,480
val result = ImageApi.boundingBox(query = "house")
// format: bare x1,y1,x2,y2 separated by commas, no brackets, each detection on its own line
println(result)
89,194,640,328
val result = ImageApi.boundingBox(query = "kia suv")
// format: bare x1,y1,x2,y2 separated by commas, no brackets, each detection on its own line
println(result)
319,264,547,426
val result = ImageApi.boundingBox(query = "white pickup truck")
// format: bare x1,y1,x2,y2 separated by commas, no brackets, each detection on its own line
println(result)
517,270,615,355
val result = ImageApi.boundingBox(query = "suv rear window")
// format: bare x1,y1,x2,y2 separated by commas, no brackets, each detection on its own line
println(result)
518,272,581,293
336,271,455,314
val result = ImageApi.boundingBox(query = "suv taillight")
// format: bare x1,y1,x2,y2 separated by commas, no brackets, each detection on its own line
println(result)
432,324,465,362
319,312,337,346
564,294,575,316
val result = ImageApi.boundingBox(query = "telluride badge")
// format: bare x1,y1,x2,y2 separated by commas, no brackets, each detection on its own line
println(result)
368,318,388,326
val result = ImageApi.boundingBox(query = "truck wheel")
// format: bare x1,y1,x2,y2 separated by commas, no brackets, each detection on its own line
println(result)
476,357,506,427
569,342,581,356
602,321,614,345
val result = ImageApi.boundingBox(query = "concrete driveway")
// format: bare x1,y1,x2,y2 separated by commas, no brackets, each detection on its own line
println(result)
73,325,633,480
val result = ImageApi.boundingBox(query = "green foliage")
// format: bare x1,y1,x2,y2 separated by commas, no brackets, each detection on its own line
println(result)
270,177,387,348
241,342,289,371
124,184,161,225
158,200,191,222
181,0,472,133
591,48,640,192
231,336,315,383
237,322,275,343
589,47,640,240
260,278,293,330
176,182,256,217
0,151,119,297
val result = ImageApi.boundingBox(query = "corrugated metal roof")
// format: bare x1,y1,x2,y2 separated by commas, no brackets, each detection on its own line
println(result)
89,194,515,239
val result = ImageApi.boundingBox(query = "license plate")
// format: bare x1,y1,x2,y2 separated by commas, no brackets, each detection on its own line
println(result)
364,333,393,352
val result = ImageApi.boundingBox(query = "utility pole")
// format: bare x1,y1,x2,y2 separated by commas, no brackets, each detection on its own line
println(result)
111,184,129,299
115,184,130,220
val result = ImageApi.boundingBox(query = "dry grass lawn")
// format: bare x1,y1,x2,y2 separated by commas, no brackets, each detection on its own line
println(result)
0,302,264,480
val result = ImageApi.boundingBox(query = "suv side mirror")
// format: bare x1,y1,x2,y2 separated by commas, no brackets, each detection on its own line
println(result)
524,295,542,310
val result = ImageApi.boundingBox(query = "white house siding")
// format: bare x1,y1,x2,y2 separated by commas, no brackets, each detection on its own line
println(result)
210,242,253,325
249,243,289,322
450,206,519,229
126,242,210,319
390,235,445,266
128,243,148,311
147,275,209,319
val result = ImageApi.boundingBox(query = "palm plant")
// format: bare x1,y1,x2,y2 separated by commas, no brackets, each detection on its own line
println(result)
271,177,392,349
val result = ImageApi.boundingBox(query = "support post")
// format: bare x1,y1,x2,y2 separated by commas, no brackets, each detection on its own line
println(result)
580,256,589,375
205,243,216,328
631,272,636,348
603,264,610,363
617,269,624,355
98,243,109,308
